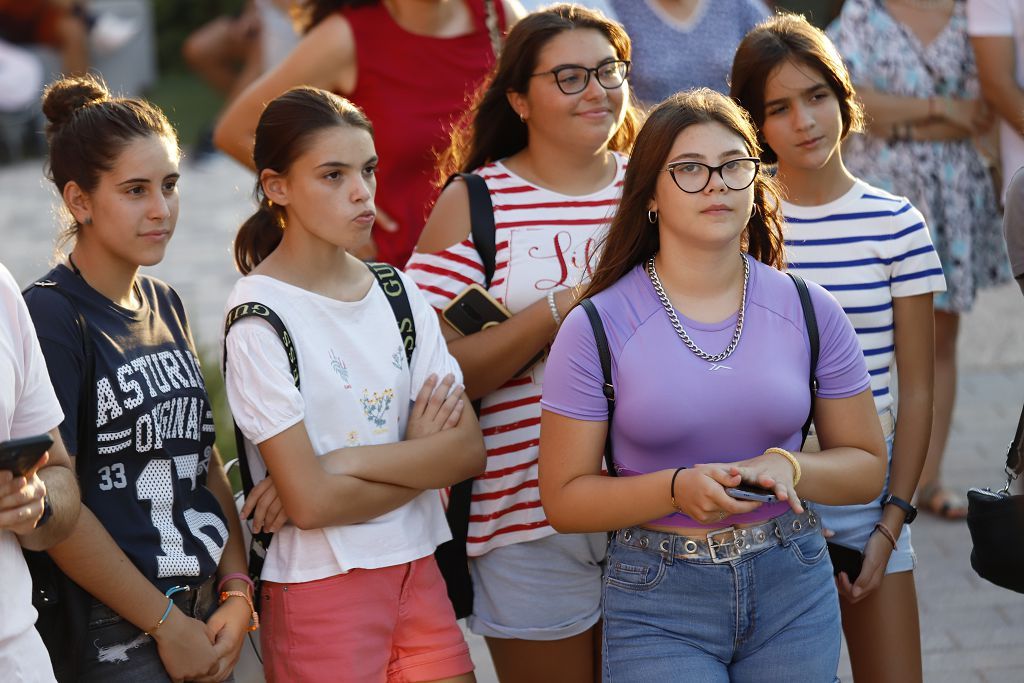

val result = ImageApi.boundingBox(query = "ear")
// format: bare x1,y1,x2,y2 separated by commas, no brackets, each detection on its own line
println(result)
62,181,92,225
261,169,289,206
506,89,529,123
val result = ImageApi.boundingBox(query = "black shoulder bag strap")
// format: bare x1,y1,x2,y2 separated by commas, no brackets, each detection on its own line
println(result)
787,273,819,447
223,302,298,599
23,280,95,682
367,262,416,363
579,298,617,476
444,172,497,288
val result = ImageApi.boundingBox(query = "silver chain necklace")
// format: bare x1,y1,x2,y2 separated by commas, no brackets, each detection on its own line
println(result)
646,254,749,364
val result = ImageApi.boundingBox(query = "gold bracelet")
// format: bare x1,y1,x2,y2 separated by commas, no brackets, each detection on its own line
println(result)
220,590,260,631
764,447,801,486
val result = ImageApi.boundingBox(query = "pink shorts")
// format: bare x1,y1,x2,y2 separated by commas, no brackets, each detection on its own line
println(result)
259,555,472,682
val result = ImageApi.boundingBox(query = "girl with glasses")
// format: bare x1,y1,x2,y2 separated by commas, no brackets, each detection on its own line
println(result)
730,14,947,683
538,88,887,681
214,0,525,267
405,5,640,681
22,74,253,682
223,87,485,683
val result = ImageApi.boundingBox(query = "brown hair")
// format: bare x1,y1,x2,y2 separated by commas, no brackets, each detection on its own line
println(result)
583,89,786,301
437,3,641,181
234,86,374,275
42,74,177,244
729,13,863,164
294,0,375,33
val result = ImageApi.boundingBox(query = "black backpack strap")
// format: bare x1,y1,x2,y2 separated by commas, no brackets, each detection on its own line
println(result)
580,299,616,476
223,301,299,590
367,262,416,364
444,172,497,288
788,273,819,447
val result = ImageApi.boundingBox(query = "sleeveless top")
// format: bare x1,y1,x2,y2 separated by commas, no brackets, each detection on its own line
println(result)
342,0,506,266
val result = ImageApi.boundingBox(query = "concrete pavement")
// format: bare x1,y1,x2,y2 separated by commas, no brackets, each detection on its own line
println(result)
3,153,1022,682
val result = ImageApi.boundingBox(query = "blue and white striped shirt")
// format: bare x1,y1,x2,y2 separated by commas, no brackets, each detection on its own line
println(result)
783,179,947,415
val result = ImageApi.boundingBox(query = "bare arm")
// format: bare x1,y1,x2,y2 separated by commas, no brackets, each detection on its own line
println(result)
855,86,986,139
417,181,575,400
971,35,1024,136
213,14,356,168
501,0,526,23
12,428,79,551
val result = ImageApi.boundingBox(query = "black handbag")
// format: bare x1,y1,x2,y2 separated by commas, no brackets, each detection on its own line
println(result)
966,401,1024,593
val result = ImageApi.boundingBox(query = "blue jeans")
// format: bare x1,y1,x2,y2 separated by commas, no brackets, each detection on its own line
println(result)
602,508,841,682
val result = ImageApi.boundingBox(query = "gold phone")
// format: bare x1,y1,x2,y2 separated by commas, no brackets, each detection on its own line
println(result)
442,284,511,336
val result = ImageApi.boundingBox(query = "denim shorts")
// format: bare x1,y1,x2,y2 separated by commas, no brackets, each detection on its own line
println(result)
77,578,232,683
813,432,915,574
468,531,607,641
602,507,841,683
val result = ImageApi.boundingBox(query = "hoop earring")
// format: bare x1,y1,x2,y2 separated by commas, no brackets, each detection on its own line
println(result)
647,210,658,224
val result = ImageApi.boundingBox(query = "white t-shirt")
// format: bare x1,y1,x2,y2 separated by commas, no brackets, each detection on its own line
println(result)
223,268,461,583
783,179,947,416
967,0,1024,194
0,263,63,682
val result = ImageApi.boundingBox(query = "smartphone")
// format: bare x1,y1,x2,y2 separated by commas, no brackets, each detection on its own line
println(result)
725,483,778,504
442,284,511,335
0,433,53,477
443,284,544,374
827,541,864,583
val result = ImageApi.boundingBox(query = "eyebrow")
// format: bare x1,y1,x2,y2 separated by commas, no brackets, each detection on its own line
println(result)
547,57,618,71
764,83,830,109
668,149,748,163
117,173,180,186
315,156,379,170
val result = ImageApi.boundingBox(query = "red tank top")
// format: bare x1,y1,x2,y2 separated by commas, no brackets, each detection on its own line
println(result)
342,0,505,266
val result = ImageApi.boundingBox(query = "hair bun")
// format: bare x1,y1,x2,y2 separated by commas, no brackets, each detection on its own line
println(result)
42,75,110,132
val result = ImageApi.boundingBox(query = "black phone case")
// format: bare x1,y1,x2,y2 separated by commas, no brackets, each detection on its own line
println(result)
826,541,864,582
443,288,509,336
0,434,54,477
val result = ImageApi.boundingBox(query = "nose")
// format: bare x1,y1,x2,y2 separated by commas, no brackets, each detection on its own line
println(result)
581,70,606,99
150,192,172,220
351,175,372,202
705,167,729,194
793,102,815,132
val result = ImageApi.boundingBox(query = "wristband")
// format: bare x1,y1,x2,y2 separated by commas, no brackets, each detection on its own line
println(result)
670,466,687,514
218,572,255,596
764,447,801,486
220,590,260,631
145,585,189,636
873,522,898,550
546,290,562,326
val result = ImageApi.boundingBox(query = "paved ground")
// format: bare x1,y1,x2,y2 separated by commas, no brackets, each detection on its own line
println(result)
3,154,1022,682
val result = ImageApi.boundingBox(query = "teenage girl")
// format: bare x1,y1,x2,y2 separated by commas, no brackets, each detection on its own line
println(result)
539,88,888,681
215,0,525,265
222,86,485,683
23,74,253,683
730,14,947,682
406,6,640,680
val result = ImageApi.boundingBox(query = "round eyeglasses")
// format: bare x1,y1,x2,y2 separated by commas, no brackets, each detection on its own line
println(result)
530,60,631,95
666,157,760,193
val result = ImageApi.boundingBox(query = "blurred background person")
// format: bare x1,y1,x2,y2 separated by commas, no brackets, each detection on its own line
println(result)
829,0,1011,521
215,0,525,267
1005,168,1024,293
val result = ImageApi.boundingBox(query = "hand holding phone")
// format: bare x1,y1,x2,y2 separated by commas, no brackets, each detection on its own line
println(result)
725,483,778,504
0,434,53,478
827,541,864,583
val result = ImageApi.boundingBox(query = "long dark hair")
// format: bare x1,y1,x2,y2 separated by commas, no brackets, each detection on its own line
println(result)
42,74,177,245
730,13,863,164
437,3,641,180
584,89,786,301
295,0,375,33
234,86,374,275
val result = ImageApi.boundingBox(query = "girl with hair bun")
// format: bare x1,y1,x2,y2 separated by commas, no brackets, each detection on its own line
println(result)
539,88,888,680
222,86,485,683
22,74,253,682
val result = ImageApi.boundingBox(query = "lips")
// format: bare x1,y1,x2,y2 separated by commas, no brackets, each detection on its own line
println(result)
139,230,170,240
577,108,611,118
355,211,376,224
702,204,732,214
797,136,824,149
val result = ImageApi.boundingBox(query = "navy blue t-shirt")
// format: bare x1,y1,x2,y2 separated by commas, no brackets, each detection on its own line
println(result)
24,265,227,591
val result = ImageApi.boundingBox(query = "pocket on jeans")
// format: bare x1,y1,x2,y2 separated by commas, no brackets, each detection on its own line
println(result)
788,530,828,566
604,546,666,591
87,602,124,630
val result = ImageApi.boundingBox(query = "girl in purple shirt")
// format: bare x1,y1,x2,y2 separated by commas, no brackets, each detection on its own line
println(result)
539,89,887,681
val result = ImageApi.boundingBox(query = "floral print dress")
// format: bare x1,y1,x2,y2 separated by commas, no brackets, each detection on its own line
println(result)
829,0,1010,312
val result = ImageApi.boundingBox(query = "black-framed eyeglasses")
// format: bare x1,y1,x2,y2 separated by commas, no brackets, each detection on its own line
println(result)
666,157,760,193
530,60,631,95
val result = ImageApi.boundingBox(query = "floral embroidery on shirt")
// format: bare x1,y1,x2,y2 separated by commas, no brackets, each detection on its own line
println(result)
329,350,352,389
392,346,404,370
361,388,394,431
346,431,361,447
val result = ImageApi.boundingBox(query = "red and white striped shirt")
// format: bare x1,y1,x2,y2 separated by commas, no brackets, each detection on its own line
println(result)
406,154,627,556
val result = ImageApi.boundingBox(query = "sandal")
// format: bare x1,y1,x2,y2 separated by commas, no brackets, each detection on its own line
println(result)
917,482,968,521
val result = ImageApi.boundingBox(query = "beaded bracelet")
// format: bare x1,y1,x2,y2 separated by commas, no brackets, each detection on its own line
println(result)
220,590,260,631
764,447,801,486
218,572,255,597
874,522,898,551
146,585,190,636
670,466,687,514
546,290,562,326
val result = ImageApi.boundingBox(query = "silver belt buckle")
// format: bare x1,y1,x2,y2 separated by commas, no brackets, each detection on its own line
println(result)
707,526,739,563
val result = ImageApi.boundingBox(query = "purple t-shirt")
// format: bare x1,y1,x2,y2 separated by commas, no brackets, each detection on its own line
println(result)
541,257,870,528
